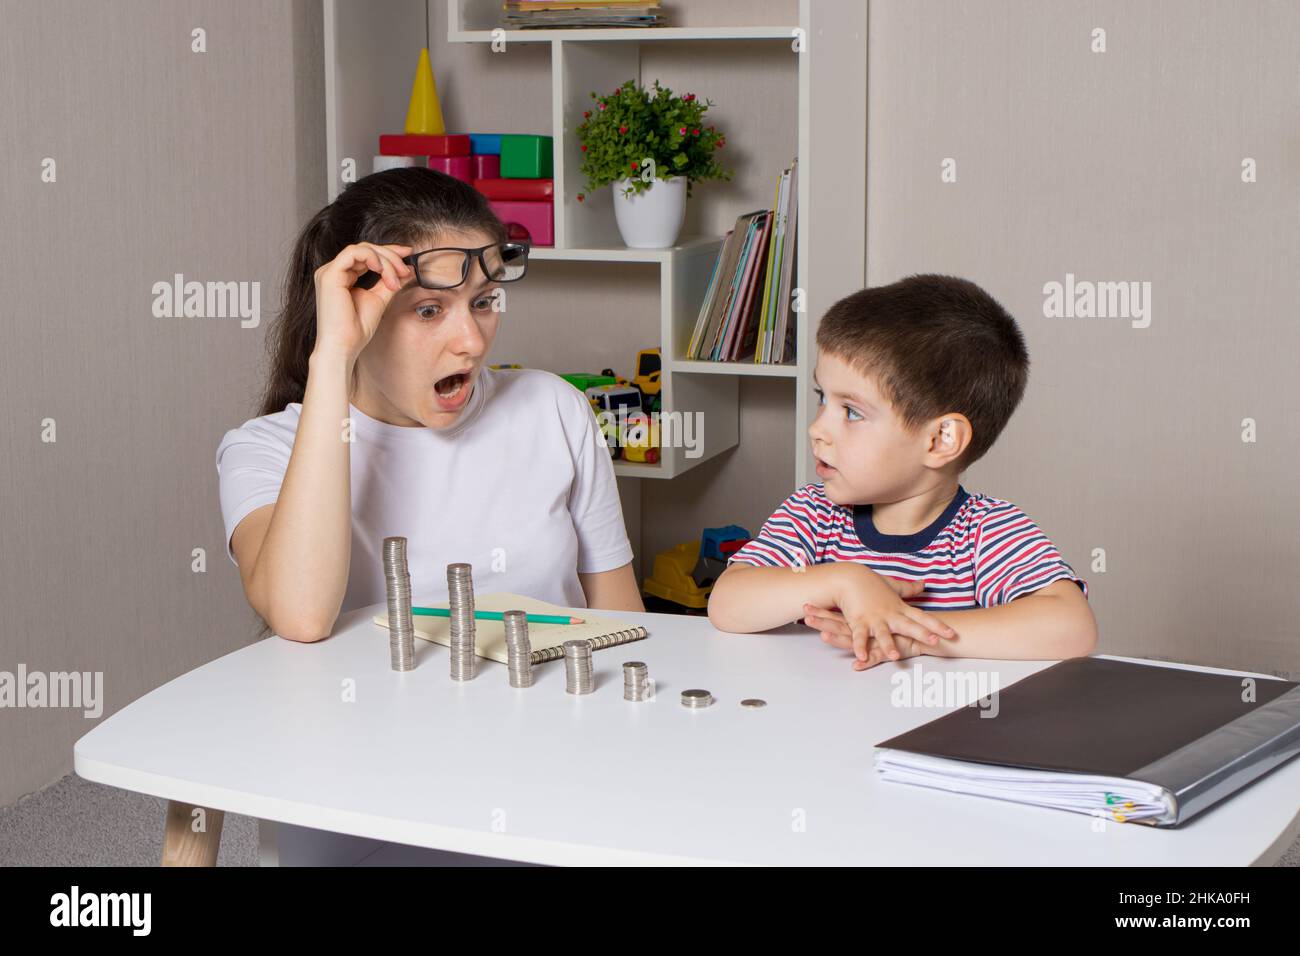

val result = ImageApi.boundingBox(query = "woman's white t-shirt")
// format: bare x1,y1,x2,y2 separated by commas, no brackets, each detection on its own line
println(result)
215,367,634,613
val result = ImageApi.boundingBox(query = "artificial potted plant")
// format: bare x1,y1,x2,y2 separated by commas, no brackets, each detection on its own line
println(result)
575,79,732,249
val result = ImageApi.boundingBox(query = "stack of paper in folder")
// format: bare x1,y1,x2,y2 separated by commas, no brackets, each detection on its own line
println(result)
873,656,1300,826
502,1,664,29
687,158,798,364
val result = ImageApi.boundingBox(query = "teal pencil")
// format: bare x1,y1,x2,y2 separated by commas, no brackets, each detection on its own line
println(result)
411,606,585,625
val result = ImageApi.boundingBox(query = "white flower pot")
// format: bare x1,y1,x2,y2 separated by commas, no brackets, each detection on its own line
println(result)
611,176,687,249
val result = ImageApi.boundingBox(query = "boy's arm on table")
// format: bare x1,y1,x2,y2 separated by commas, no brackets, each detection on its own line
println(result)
806,578,1098,663
708,561,955,653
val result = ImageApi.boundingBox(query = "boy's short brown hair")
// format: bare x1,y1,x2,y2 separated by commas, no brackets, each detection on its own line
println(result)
815,274,1029,469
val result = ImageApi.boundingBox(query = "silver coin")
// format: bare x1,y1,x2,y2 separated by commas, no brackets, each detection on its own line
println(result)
681,688,714,708
740,698,767,709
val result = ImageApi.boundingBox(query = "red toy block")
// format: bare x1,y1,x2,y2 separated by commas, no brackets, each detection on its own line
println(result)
471,154,500,180
427,155,473,183
488,200,553,246
475,178,554,201
379,133,470,156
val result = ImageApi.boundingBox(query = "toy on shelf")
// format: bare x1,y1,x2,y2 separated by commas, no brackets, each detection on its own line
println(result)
642,525,752,612
500,134,553,178
621,412,659,464
470,134,555,245
489,363,523,370
474,178,553,201
488,200,553,245
404,48,445,135
375,132,471,177
372,49,452,174
470,154,500,180
561,371,620,395
585,384,643,460
694,524,751,588
632,347,662,413
585,383,642,415
380,133,469,156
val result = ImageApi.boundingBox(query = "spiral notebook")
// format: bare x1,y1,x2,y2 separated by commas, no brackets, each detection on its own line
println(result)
372,592,645,664
873,656,1300,826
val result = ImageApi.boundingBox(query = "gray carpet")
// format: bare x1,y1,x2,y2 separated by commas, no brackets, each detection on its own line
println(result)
0,774,259,867
0,773,1297,866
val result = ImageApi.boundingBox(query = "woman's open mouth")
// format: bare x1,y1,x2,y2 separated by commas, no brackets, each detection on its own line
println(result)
434,370,472,410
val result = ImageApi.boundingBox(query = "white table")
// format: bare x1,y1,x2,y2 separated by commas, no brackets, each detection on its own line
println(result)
75,604,1300,865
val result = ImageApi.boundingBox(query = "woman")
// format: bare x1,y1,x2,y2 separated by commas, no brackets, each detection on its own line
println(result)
216,167,645,643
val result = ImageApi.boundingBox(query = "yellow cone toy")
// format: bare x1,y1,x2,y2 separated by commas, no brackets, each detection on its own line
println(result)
405,48,446,135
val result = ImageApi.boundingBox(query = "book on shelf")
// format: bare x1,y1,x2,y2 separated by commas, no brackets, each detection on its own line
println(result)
502,1,664,29
686,158,798,366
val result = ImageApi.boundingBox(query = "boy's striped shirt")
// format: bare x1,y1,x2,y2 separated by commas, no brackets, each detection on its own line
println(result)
726,483,1087,609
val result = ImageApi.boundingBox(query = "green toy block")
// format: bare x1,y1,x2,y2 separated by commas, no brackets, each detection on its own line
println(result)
499,134,553,179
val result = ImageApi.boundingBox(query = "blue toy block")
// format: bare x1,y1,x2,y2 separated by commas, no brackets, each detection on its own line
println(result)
468,133,502,155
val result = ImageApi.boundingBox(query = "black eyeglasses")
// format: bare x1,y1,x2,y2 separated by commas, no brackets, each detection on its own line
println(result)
352,241,530,291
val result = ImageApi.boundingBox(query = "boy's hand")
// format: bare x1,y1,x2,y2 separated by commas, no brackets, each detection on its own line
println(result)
824,566,956,663
808,615,924,670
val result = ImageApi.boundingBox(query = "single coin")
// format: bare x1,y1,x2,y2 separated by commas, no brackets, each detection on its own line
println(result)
740,698,767,709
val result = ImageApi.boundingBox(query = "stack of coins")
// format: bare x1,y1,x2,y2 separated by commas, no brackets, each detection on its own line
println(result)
446,562,477,681
503,610,533,688
383,537,415,671
563,640,594,695
623,661,650,701
681,688,715,709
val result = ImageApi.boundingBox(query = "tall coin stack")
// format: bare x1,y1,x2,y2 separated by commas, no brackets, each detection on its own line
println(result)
446,562,478,681
503,610,533,688
383,537,415,671
563,640,594,695
623,661,650,701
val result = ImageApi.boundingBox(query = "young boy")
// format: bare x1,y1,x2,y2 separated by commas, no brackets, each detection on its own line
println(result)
708,274,1097,670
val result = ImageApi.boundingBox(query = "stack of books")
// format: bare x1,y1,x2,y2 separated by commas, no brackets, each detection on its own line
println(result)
502,1,664,29
687,158,798,365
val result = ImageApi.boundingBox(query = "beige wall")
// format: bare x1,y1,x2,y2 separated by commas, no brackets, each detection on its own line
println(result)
0,0,325,807
866,0,1299,673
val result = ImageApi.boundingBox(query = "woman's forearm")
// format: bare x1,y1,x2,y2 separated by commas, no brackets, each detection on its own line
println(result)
247,349,356,640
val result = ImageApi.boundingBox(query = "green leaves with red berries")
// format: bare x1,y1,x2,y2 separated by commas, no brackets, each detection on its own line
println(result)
574,79,732,201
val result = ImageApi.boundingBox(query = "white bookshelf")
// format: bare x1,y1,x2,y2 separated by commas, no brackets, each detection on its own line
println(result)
323,0,867,488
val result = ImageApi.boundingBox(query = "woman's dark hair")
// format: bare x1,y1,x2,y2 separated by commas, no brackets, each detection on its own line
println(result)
258,166,507,417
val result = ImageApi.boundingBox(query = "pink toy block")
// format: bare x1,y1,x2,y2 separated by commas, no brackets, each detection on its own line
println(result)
471,154,501,180
488,200,553,246
427,155,473,183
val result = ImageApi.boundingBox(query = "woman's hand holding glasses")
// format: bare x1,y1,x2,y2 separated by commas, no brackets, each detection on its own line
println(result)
312,243,414,364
